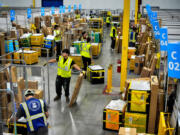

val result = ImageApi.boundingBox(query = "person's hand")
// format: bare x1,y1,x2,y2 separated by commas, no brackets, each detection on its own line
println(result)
81,70,86,75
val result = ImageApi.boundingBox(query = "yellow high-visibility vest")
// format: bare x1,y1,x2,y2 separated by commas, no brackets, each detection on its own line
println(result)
81,43,91,58
54,30,61,42
110,26,117,37
76,14,81,19
57,56,72,78
106,17,110,23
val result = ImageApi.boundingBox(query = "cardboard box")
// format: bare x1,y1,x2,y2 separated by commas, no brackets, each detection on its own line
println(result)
28,80,38,89
134,56,145,75
17,77,25,103
11,66,18,83
148,76,159,133
54,16,60,24
0,34,6,64
34,89,43,99
0,71,5,82
10,30,17,38
140,67,151,78
35,16,41,29
119,127,137,135
47,27,53,35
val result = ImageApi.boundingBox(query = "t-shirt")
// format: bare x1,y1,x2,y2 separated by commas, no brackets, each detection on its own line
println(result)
63,58,75,68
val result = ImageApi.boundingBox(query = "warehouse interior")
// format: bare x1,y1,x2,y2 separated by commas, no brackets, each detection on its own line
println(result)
0,0,180,135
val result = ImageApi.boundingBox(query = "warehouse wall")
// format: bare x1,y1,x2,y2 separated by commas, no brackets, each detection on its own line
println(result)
0,0,41,7
142,0,180,9
1,0,180,9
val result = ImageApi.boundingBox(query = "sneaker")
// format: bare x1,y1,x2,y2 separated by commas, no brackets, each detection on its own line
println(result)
66,97,70,103
54,96,61,101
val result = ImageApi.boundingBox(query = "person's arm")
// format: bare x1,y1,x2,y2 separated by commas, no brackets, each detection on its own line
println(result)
9,104,24,122
43,101,49,118
48,59,57,63
72,64,81,71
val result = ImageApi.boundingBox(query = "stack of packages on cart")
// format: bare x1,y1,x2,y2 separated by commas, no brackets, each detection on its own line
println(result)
0,65,44,123
103,75,163,134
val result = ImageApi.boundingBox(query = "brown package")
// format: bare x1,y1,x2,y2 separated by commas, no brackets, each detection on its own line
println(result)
28,80,38,89
119,127,137,135
148,76,159,133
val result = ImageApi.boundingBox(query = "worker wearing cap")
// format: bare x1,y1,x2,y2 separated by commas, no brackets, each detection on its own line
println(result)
110,23,117,51
106,16,111,27
54,25,62,61
48,49,82,102
81,37,92,71
129,27,137,47
15,89,49,135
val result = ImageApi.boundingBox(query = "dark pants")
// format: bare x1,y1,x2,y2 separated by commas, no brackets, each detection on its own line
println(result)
56,76,71,97
111,37,116,49
82,56,91,71
28,126,48,135
107,23,110,27
129,42,135,47
56,41,62,61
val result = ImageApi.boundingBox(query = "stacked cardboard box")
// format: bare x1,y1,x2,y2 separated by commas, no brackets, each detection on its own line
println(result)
119,127,136,135
140,67,151,78
0,34,6,64
134,55,145,75
34,16,41,29
45,16,52,27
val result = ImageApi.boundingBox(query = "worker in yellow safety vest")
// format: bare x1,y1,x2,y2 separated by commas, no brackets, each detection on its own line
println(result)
106,16,111,27
75,14,81,19
10,89,49,135
129,27,137,47
79,31,88,41
54,25,62,61
48,49,82,102
110,23,117,51
81,37,92,71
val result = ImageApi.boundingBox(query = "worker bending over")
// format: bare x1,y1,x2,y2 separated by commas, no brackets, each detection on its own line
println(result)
48,49,81,102
12,89,49,135
81,37,92,71
110,23,117,51
54,25,62,61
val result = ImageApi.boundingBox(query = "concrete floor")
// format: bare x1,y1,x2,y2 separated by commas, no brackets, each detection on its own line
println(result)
46,27,137,135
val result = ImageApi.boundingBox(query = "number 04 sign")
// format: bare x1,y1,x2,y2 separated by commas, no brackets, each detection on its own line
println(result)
168,42,180,79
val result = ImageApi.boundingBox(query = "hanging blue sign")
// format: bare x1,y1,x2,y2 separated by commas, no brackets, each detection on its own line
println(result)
146,4,152,18
68,5,71,12
74,4,77,10
79,4,82,10
27,8,31,19
152,21,160,39
51,7,55,15
63,6,65,13
160,27,168,51
59,6,63,14
41,8,45,16
150,11,157,24
10,10,15,21
167,42,180,79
